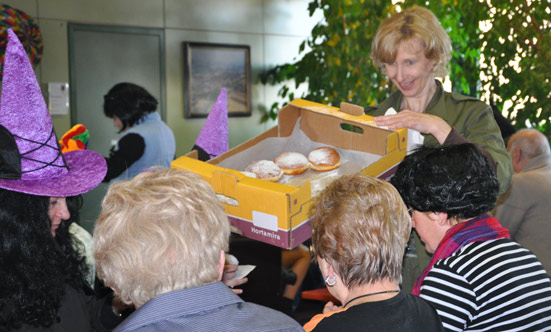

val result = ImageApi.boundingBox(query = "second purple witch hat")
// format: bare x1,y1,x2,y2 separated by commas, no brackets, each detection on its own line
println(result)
0,29,106,197
193,88,229,161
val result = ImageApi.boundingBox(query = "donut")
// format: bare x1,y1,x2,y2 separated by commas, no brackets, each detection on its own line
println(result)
308,147,341,172
241,171,257,178
245,160,283,182
274,152,309,175
216,194,238,207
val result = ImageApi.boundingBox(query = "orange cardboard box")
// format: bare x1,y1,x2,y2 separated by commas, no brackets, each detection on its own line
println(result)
171,99,407,249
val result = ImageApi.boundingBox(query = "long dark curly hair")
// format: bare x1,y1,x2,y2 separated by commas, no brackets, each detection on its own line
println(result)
0,189,87,329
103,82,158,132
390,143,499,219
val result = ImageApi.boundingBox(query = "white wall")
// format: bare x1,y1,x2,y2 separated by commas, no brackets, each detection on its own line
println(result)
1,0,321,157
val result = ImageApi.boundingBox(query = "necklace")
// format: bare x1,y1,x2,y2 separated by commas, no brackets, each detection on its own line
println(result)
344,290,400,308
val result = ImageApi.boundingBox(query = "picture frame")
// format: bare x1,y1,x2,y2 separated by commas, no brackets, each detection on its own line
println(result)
183,42,251,118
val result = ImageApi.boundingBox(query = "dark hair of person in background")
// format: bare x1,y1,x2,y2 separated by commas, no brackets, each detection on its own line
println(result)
103,82,158,132
390,143,499,219
490,100,516,143
63,194,91,286
0,190,88,329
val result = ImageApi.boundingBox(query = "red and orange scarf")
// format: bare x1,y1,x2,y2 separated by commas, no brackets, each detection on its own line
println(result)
412,215,510,296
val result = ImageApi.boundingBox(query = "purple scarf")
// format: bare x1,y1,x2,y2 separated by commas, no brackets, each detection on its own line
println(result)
412,215,510,296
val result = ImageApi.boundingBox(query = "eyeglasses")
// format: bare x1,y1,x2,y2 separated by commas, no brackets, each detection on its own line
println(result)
407,208,414,217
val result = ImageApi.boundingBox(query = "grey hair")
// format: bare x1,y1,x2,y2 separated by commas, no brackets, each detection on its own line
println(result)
509,129,551,159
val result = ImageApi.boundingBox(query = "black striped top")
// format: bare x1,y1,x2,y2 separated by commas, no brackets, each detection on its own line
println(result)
420,238,551,331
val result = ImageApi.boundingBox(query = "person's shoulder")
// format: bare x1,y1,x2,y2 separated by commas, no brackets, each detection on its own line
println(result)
429,241,490,273
303,307,349,331
447,91,480,102
451,238,511,257
401,293,445,331
444,91,488,108
403,292,436,308
234,302,304,331
519,156,551,176
437,91,491,120
511,168,544,187
119,132,145,142
437,238,532,273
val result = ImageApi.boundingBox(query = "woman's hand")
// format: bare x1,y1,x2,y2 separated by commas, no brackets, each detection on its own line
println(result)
222,263,248,294
374,110,452,144
322,301,342,314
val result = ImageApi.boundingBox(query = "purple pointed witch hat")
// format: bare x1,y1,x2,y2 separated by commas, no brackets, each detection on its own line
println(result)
0,29,106,197
193,88,229,160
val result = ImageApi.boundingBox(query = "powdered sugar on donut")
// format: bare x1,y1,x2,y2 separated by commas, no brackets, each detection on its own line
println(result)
245,160,283,181
275,152,308,169
308,147,339,166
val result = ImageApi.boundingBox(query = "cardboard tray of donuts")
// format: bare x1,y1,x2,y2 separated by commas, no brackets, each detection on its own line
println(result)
171,99,407,249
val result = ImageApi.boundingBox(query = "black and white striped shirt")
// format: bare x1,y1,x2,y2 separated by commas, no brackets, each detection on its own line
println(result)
420,238,551,331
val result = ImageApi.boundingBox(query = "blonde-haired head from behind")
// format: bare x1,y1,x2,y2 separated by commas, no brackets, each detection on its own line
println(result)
94,168,229,308
310,173,411,287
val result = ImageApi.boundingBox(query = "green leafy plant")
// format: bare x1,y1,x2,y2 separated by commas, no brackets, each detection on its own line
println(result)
260,0,551,137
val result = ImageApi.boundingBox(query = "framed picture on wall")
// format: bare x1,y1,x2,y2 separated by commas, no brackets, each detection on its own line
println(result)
183,42,251,118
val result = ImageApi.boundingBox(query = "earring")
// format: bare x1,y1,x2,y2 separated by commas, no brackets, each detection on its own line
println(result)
435,212,446,226
324,275,336,287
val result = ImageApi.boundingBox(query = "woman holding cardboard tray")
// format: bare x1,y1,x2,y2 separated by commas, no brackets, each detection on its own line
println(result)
364,6,513,290
365,5,512,193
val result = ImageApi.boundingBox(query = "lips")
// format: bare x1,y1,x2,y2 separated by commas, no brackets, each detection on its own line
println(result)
51,222,61,236
399,81,414,91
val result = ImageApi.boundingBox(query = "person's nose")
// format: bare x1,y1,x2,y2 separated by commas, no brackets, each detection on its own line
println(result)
395,64,404,82
57,199,70,220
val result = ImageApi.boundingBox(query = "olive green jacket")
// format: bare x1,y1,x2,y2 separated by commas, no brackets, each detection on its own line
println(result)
365,80,513,195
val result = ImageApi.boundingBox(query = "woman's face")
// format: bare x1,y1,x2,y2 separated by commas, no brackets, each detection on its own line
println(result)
383,38,435,100
113,116,124,131
48,197,70,237
410,210,446,254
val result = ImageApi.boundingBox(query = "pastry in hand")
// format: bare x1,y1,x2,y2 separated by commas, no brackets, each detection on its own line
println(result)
274,152,309,175
245,160,283,182
308,147,341,172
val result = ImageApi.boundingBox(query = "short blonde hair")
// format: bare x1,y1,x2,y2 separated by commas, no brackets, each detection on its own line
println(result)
310,174,410,287
94,169,229,307
371,6,452,78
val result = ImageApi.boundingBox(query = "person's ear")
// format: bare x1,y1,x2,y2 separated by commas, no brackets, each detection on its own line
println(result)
318,257,337,278
217,250,225,281
510,146,523,172
317,257,328,276
426,211,440,222
436,212,449,226
428,211,449,225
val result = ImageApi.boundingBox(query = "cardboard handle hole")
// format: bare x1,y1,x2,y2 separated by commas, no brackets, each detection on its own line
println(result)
340,123,364,134
216,193,239,207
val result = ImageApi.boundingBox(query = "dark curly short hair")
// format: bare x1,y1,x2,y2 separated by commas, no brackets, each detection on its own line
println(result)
390,144,498,219
103,82,158,132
